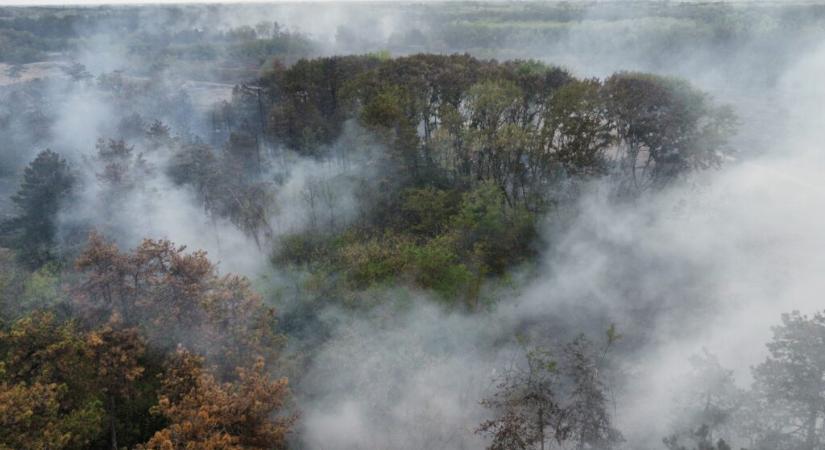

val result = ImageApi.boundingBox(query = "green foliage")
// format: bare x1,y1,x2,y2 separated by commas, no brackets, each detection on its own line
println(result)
403,234,473,301
20,263,61,311
606,323,622,346
339,233,410,288
0,5,820,448
401,187,460,237
262,53,733,210
452,182,537,274
361,85,409,129
1,150,74,270
272,180,536,305
543,78,611,176
274,231,339,269
0,249,24,322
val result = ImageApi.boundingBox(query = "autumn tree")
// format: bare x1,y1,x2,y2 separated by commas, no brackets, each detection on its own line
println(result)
86,321,147,450
73,233,283,377
0,312,104,449
0,309,161,450
0,376,100,450
1,149,74,269
140,350,295,450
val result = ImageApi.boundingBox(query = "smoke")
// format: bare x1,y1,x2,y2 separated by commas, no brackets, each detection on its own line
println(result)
285,7,825,450
3,3,825,449
610,41,825,447
298,302,494,450
0,9,373,276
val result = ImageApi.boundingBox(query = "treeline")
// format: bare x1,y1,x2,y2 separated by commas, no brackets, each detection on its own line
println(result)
250,54,734,306
0,9,88,63
0,7,316,78
124,21,316,81
263,54,735,197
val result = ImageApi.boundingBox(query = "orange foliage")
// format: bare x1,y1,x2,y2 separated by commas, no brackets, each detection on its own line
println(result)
140,350,295,450
74,232,283,376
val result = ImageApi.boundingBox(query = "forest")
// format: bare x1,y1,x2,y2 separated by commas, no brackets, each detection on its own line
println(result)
1,2,825,450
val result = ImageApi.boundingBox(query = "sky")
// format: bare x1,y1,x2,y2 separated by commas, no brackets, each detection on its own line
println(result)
0,0,431,4
0,0,280,4
0,0,382,5
0,0,729,6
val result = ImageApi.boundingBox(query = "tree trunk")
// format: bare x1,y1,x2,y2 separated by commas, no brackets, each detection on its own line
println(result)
109,395,118,450
538,408,545,450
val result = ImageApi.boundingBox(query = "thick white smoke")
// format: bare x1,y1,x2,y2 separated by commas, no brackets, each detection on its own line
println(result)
294,19,825,450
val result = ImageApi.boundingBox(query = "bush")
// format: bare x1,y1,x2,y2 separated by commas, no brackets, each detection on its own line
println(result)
404,234,473,301
339,233,410,288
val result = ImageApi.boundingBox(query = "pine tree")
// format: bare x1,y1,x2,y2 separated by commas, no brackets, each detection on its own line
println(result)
1,150,74,269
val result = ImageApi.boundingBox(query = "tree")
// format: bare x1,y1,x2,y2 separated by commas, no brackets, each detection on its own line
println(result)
85,321,147,450
478,343,565,450
561,335,622,449
139,350,295,450
452,182,536,275
603,73,736,194
540,79,611,177
0,312,104,449
73,233,283,377
479,332,621,450
145,120,172,149
400,187,460,237
0,377,101,450
1,150,74,269
61,62,91,82
668,350,743,446
167,138,273,247
751,311,825,450
94,138,149,189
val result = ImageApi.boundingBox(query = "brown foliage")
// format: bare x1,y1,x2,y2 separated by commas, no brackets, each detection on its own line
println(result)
0,313,105,449
0,380,75,450
140,350,295,450
73,232,283,376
